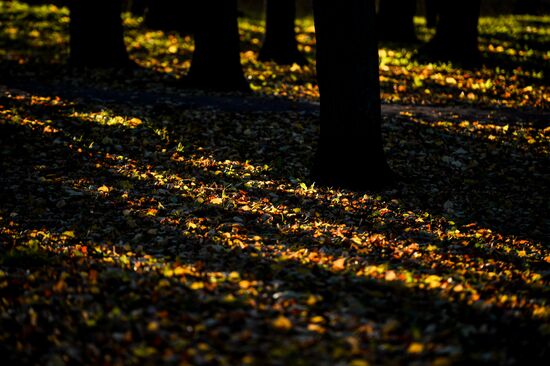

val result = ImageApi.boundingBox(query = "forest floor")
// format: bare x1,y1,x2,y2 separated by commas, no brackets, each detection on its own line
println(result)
1,2,549,365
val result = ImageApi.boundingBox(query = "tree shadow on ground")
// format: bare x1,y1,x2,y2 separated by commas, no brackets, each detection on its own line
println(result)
1,128,548,365
1,86,548,245
2,87,549,364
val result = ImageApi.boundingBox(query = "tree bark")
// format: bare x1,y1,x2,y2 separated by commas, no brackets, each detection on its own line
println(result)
185,0,249,91
68,0,130,68
127,0,147,16
311,0,395,190
377,0,417,43
259,0,307,65
513,0,542,14
419,0,481,66
424,0,439,28
143,0,195,34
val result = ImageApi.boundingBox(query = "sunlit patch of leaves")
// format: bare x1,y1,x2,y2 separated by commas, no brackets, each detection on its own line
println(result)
1,2,547,108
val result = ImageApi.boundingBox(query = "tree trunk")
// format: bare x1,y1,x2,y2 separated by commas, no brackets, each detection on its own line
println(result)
424,0,439,28
378,0,417,43
127,0,147,16
68,0,130,68
185,0,249,91
259,0,307,65
143,0,195,34
420,0,481,66
311,0,395,190
513,0,542,14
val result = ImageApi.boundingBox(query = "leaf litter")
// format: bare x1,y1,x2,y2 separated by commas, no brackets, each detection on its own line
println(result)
0,2,549,365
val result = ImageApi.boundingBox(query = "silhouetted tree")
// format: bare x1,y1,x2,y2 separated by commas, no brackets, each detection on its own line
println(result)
185,0,249,91
143,0,195,34
259,0,307,65
126,0,147,15
378,0,417,42
68,0,130,68
419,0,481,66
311,0,395,189
424,0,439,28
513,0,543,14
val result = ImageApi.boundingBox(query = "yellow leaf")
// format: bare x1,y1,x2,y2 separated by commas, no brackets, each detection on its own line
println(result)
425,275,441,288
228,271,240,281
310,316,325,324
306,294,320,306
127,118,142,127
61,230,75,238
210,197,223,205
163,268,174,277
307,323,326,333
445,77,457,85
190,282,204,290
97,185,110,193
349,360,370,366
174,266,188,276
385,270,397,281
407,342,425,354
239,280,251,289
147,321,159,331
158,279,170,287
272,315,292,331
453,284,464,292
332,257,346,271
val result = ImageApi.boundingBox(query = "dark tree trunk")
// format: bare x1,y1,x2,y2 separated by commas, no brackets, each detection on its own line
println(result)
259,0,307,65
127,0,147,15
68,0,130,68
311,0,395,190
143,0,195,34
185,0,249,91
513,0,542,14
424,0,439,28
377,0,417,43
419,0,481,66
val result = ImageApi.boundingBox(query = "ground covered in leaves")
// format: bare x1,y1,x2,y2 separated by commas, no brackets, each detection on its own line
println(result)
1,2,549,365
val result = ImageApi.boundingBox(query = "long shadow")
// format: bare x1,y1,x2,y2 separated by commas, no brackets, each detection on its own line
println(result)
1,161,548,366
2,127,549,364
1,98,547,305
2,96,550,364
1,88,547,246
376,112,549,243
3,223,547,365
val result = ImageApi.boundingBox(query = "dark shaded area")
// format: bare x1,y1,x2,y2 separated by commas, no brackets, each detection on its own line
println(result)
311,0,396,190
378,0,418,43
68,0,130,68
259,0,307,65
2,81,548,244
142,0,196,34
418,0,482,67
184,0,249,91
1,97,548,365
424,0,439,28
